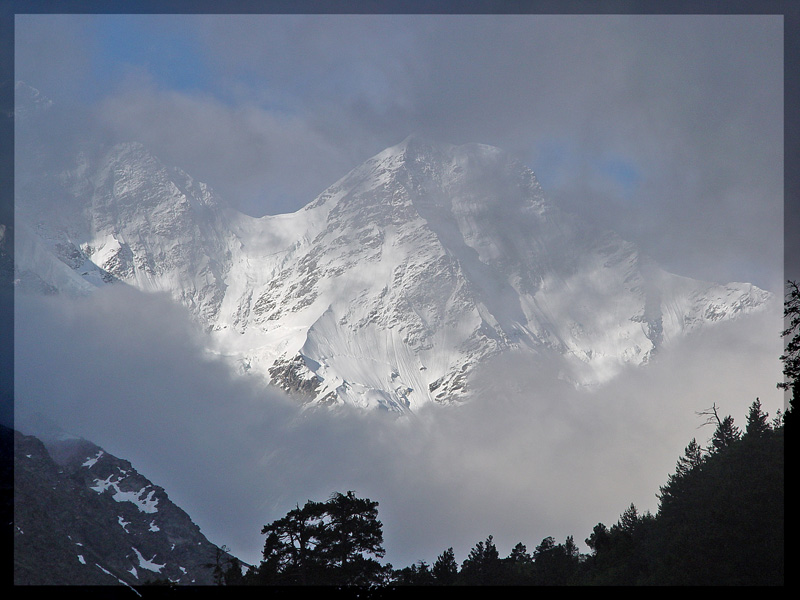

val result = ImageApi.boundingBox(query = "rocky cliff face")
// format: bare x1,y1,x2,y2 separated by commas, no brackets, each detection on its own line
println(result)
213,136,771,410
11,424,242,586
13,91,773,412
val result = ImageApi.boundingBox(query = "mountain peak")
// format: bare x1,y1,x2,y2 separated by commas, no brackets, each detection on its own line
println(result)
13,135,773,412
381,134,505,166
389,132,441,151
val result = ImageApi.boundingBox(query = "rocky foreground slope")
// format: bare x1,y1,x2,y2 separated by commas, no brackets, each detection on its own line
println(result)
11,423,241,586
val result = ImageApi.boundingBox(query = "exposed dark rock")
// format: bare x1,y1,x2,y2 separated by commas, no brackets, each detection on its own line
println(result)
268,354,324,401
11,424,243,586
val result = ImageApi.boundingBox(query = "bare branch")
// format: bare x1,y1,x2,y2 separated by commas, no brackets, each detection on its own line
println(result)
695,402,722,429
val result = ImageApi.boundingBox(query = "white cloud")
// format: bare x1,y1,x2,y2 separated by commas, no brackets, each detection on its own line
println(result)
15,14,783,288
14,286,784,568
13,12,786,570
94,74,356,217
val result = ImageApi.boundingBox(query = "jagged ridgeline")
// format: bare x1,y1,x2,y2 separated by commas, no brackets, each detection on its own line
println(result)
10,423,243,586
15,83,771,413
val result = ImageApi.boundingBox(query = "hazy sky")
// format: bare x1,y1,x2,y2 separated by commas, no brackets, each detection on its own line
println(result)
15,13,783,292
12,11,789,570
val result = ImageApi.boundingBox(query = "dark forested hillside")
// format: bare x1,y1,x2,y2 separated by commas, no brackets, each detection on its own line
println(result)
232,398,784,587
234,279,794,588
577,400,784,586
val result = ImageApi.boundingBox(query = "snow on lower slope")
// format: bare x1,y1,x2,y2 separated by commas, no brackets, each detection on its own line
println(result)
14,134,773,413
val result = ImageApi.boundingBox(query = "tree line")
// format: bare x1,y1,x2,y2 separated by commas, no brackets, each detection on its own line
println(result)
207,281,794,587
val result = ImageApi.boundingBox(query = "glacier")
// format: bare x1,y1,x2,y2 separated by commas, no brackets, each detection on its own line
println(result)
14,127,772,413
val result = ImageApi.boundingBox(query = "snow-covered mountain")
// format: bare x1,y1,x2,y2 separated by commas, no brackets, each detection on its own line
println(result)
13,89,772,412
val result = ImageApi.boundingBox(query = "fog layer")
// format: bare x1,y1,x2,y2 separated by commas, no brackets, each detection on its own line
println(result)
14,285,784,568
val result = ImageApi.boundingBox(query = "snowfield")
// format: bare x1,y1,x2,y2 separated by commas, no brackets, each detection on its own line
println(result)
15,134,772,412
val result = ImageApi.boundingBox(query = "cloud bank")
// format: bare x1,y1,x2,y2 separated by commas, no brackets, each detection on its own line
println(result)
12,12,786,570
14,14,783,292
14,285,784,568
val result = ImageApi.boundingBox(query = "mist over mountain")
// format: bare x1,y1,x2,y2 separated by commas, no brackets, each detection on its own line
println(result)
14,86,771,412
12,83,783,570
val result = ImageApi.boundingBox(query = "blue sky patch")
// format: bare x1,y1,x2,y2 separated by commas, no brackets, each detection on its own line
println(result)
90,16,212,96
598,155,642,194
